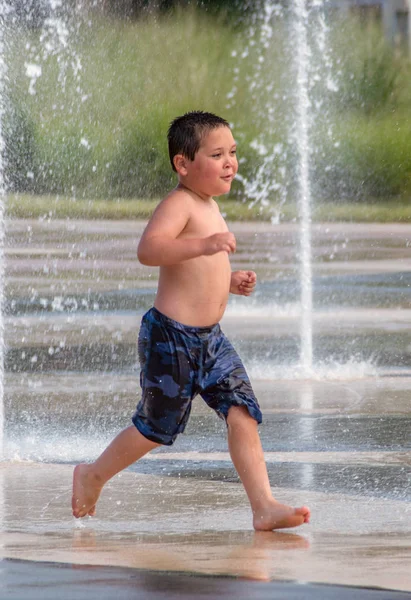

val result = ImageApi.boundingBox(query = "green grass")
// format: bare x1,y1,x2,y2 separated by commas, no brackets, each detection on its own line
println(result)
312,110,411,200
4,9,411,204
6,195,158,220
7,194,411,223
6,9,246,198
311,201,411,223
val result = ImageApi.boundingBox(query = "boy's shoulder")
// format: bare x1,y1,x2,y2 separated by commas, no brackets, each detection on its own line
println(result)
148,186,197,226
165,185,197,203
157,186,202,212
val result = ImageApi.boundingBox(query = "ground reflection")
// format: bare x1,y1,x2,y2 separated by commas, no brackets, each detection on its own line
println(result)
2,221,411,591
70,529,310,581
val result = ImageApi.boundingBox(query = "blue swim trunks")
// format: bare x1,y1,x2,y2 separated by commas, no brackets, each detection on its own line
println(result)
132,307,262,445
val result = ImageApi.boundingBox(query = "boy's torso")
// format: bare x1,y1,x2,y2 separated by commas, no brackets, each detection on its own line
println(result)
154,193,232,327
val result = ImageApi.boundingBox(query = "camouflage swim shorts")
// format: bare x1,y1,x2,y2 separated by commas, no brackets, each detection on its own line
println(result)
132,307,262,445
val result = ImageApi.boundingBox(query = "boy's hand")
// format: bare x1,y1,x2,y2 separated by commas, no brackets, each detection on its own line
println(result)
230,270,257,296
204,232,236,255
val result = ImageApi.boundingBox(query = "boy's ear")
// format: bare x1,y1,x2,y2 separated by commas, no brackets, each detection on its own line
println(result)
173,154,188,175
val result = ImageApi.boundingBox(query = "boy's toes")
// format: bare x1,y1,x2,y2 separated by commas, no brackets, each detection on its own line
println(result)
72,499,80,518
296,506,311,523
73,506,86,519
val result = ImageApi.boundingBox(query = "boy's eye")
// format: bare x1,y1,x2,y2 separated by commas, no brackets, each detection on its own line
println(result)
231,149,237,155
212,153,221,158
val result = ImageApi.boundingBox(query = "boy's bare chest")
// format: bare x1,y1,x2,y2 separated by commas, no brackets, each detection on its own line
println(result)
182,206,228,238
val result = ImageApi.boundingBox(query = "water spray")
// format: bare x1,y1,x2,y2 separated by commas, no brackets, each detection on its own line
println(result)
0,1,9,459
293,0,313,375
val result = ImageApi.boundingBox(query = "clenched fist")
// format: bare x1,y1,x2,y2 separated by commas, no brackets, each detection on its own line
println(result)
230,270,257,296
203,232,236,255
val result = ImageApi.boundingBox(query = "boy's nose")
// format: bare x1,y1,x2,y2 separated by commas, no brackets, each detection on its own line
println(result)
225,155,237,169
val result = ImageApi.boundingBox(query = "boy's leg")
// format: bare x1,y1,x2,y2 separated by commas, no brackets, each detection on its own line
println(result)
226,406,310,531
73,309,196,519
72,425,159,518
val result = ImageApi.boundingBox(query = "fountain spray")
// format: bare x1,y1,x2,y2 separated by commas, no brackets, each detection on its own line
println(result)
0,1,8,458
293,0,313,375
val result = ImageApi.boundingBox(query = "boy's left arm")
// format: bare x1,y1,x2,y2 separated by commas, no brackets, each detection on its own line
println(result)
230,270,257,296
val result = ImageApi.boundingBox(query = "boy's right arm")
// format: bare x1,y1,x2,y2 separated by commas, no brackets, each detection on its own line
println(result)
137,192,235,266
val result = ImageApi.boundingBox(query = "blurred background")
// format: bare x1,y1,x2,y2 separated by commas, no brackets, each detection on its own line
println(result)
2,0,411,492
2,0,411,222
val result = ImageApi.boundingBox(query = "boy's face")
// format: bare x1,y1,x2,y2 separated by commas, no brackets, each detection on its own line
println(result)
182,126,238,198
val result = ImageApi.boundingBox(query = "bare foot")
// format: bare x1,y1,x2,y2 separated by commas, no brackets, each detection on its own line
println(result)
72,464,102,518
253,500,310,531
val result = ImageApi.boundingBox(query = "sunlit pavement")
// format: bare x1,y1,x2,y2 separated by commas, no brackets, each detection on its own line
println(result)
2,220,411,598
0,443,410,598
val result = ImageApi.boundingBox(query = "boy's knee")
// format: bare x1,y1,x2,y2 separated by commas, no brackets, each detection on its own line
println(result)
227,404,256,428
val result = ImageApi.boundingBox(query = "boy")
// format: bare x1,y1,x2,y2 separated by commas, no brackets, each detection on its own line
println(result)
72,111,310,530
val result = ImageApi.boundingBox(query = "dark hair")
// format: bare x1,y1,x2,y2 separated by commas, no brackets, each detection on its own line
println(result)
168,111,230,172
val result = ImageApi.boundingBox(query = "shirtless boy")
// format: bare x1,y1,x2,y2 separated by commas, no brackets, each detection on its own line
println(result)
72,111,310,530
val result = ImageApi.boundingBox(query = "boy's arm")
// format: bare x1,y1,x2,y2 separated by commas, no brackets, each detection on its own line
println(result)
137,192,236,266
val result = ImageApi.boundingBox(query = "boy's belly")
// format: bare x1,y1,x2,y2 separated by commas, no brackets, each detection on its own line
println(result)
154,257,231,327
154,296,228,327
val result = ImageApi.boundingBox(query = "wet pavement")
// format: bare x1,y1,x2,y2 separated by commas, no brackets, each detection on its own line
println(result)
1,461,411,594
1,219,411,597
3,560,411,600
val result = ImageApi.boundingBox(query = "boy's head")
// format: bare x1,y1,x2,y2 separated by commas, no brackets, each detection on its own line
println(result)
168,111,230,172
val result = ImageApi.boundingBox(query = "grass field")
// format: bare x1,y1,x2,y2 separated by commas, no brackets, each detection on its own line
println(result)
5,8,411,205
7,194,411,223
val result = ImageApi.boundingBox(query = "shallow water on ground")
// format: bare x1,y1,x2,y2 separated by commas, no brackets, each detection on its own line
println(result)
1,219,411,591
4,219,411,463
